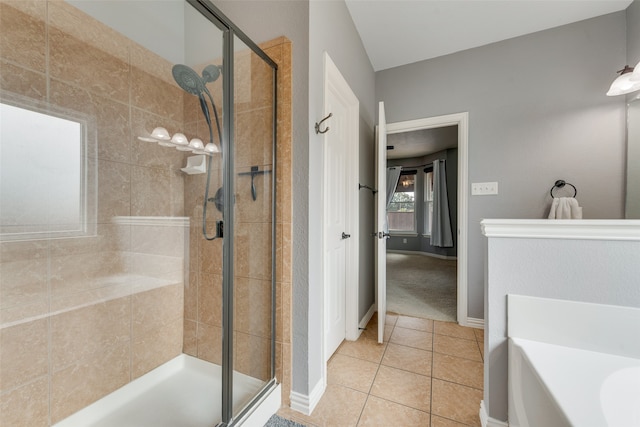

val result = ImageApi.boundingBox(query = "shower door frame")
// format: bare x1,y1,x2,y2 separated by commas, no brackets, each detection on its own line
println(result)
186,1,278,425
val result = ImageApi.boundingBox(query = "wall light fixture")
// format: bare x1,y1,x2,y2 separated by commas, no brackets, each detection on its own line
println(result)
607,63,640,96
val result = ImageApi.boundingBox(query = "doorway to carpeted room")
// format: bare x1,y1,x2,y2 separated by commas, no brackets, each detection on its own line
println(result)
386,251,457,322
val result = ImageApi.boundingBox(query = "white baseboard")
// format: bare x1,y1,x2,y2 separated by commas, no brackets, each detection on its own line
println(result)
289,379,325,416
387,249,457,261
479,400,509,427
464,317,485,329
359,304,376,330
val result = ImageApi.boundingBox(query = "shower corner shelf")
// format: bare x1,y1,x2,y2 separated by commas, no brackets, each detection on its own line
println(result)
181,154,207,175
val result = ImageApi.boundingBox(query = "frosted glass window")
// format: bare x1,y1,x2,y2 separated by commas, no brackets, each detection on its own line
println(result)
1,102,91,240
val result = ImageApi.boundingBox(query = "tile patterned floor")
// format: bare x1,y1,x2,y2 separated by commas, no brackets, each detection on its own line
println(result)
277,313,484,427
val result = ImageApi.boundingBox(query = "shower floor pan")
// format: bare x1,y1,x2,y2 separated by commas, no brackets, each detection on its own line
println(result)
54,354,280,427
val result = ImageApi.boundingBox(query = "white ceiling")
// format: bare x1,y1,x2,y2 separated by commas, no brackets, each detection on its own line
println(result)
345,0,632,71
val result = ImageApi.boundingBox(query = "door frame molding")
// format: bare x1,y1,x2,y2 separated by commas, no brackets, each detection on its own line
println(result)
385,112,470,326
322,52,360,364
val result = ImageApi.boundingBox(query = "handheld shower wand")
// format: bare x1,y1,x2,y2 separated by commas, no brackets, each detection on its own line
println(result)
172,64,223,241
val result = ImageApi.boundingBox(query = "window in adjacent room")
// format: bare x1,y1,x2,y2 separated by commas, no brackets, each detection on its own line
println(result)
424,169,434,235
388,171,416,233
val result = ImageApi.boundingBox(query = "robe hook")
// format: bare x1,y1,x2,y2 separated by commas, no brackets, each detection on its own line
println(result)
315,113,332,134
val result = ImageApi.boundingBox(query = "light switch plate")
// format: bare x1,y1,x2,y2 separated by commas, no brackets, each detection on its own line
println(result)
472,182,498,195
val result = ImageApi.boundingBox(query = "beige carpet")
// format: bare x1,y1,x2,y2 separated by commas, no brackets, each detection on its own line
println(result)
386,251,457,322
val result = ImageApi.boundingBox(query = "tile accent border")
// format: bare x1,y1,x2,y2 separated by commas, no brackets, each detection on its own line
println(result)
112,216,190,227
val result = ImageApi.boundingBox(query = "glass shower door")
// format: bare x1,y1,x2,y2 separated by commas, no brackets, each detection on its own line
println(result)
179,1,226,425
230,34,277,421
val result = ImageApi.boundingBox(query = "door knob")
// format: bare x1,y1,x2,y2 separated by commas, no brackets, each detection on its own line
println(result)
378,231,390,239
341,232,351,239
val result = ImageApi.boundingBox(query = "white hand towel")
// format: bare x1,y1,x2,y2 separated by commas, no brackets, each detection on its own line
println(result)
548,197,582,219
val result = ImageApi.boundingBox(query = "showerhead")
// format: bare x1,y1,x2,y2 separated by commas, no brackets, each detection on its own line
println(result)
172,64,205,96
202,64,221,83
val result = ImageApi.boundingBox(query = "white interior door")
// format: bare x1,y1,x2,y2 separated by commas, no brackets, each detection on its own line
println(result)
323,66,358,363
323,53,359,362
324,97,347,360
375,102,387,343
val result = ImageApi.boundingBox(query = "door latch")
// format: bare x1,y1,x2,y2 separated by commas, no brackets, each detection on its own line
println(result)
341,232,351,239
377,231,390,239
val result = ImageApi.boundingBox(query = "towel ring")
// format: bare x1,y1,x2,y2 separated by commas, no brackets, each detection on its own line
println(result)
550,180,577,198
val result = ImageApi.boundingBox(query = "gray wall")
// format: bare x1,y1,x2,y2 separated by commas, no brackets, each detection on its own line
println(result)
485,232,640,422
387,149,458,258
376,12,628,320
307,0,376,395
628,0,640,63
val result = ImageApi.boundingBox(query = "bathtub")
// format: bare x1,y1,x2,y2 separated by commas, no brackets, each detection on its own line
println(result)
509,337,640,427
54,354,281,427
507,295,640,427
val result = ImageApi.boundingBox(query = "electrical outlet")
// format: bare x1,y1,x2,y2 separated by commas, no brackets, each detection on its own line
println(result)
472,182,498,195
403,238,407,244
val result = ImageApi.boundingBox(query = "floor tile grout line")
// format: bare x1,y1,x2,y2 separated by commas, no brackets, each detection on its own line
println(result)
355,394,371,426
362,392,433,415
432,351,483,363
429,323,435,427
475,338,484,363
355,321,393,426
379,360,433,379
432,376,484,391
432,350,484,363
366,394,433,418
433,413,477,427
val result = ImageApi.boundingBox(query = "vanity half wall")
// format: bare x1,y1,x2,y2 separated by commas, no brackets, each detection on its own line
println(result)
481,219,640,424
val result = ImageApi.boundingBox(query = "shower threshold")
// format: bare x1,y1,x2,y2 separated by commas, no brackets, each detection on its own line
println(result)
54,354,280,427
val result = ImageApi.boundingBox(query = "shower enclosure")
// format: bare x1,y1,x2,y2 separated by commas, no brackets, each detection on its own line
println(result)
0,0,279,426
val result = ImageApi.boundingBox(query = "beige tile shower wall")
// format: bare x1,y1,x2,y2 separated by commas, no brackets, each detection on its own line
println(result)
233,43,277,383
181,37,292,405
265,37,293,407
0,2,188,425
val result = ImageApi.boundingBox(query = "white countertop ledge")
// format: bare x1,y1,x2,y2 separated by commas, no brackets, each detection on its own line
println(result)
481,219,640,241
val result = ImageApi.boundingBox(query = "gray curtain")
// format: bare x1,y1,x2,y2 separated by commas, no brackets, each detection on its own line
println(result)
431,160,453,247
385,167,402,233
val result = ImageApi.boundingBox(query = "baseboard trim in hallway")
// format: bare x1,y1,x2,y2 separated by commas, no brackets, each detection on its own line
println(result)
359,304,376,330
464,317,485,329
289,379,326,416
388,249,457,261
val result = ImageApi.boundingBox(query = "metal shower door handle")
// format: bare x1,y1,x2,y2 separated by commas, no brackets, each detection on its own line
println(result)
341,232,351,240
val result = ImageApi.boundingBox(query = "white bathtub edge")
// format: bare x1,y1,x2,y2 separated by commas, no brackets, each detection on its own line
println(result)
507,294,640,359
508,337,640,427
54,355,189,427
